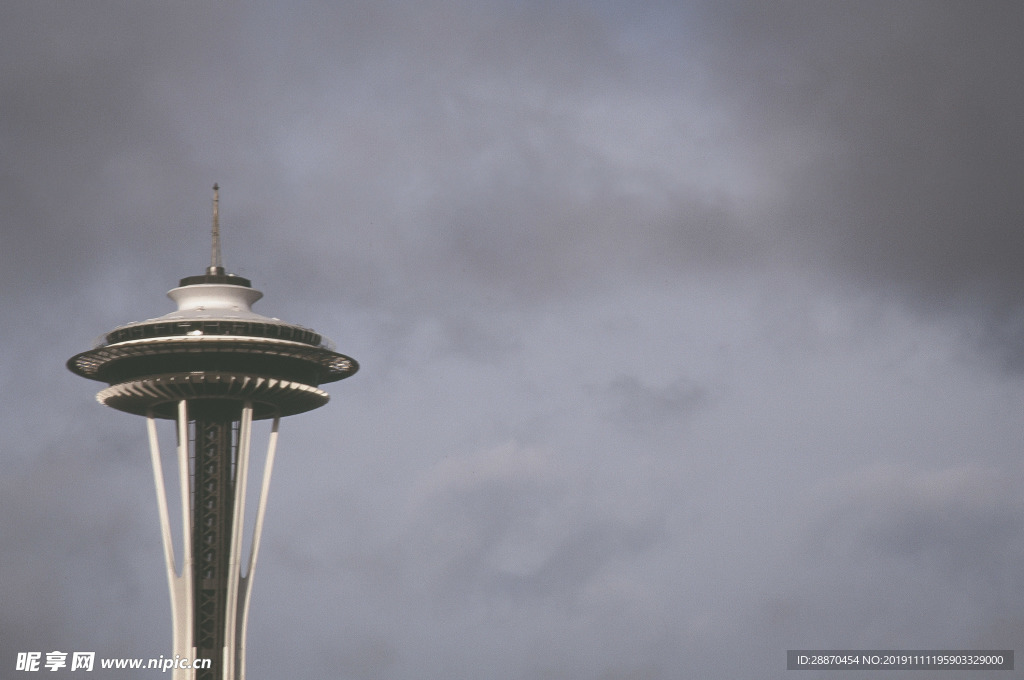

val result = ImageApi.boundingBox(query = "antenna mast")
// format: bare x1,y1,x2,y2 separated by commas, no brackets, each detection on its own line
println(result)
209,183,225,275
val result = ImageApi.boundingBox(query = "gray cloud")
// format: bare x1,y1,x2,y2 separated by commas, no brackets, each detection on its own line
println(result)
814,464,1023,595
602,375,709,427
702,3,1024,313
4,2,1024,679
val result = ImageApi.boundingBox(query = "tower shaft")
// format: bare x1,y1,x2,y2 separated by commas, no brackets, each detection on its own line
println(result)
193,416,239,680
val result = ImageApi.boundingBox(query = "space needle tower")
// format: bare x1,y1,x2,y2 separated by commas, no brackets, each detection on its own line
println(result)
67,186,358,679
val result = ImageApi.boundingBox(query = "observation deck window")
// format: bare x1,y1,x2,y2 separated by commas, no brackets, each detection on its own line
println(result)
104,319,325,348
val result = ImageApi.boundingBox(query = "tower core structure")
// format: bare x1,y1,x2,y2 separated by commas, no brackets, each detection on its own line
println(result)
67,186,358,679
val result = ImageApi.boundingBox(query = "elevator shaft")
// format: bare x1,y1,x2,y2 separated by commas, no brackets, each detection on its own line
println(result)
192,416,239,680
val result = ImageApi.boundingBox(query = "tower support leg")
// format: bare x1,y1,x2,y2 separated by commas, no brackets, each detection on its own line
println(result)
145,401,281,680
147,402,195,680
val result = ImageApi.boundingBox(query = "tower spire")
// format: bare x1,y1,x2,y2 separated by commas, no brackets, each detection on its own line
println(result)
209,183,225,275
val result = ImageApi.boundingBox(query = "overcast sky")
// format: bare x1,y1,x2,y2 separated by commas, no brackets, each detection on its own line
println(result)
3,2,1024,678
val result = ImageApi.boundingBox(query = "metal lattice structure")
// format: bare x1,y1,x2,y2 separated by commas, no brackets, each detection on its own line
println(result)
67,187,357,679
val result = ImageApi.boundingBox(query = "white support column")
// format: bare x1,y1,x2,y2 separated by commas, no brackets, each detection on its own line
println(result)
147,403,196,680
236,415,281,680
175,401,196,674
223,402,254,680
